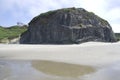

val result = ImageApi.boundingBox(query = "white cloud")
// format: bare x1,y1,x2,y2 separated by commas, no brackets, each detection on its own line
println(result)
0,0,120,32
106,8,120,21
111,24,120,33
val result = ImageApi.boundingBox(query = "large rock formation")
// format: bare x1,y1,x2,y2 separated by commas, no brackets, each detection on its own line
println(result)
20,8,117,44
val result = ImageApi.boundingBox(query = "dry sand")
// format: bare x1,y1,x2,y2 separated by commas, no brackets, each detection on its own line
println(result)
0,42,120,67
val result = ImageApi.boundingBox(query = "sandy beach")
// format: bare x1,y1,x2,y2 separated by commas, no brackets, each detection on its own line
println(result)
0,42,120,80
0,42,120,67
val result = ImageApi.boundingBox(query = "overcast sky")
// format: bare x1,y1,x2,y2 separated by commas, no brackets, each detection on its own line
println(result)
0,0,120,32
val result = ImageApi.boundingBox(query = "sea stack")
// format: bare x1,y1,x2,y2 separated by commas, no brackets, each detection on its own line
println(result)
20,7,117,44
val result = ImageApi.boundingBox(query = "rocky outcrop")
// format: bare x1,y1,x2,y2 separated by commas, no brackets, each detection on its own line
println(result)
20,8,117,44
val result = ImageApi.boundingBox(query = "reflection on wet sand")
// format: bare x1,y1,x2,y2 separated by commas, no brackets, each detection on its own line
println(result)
32,60,95,77
0,60,96,80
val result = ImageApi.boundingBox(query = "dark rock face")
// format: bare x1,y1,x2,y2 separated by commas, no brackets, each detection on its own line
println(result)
20,8,117,44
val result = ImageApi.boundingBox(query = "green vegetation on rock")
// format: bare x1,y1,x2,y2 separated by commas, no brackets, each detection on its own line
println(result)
30,7,77,24
115,33,120,41
40,7,76,17
40,11,56,17
62,7,76,12
0,25,27,43
79,24,83,27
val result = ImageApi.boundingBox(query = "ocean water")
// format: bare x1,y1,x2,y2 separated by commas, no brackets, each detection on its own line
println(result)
0,60,120,80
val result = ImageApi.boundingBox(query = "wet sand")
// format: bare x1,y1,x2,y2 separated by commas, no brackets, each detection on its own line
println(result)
32,60,95,77
0,60,96,80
